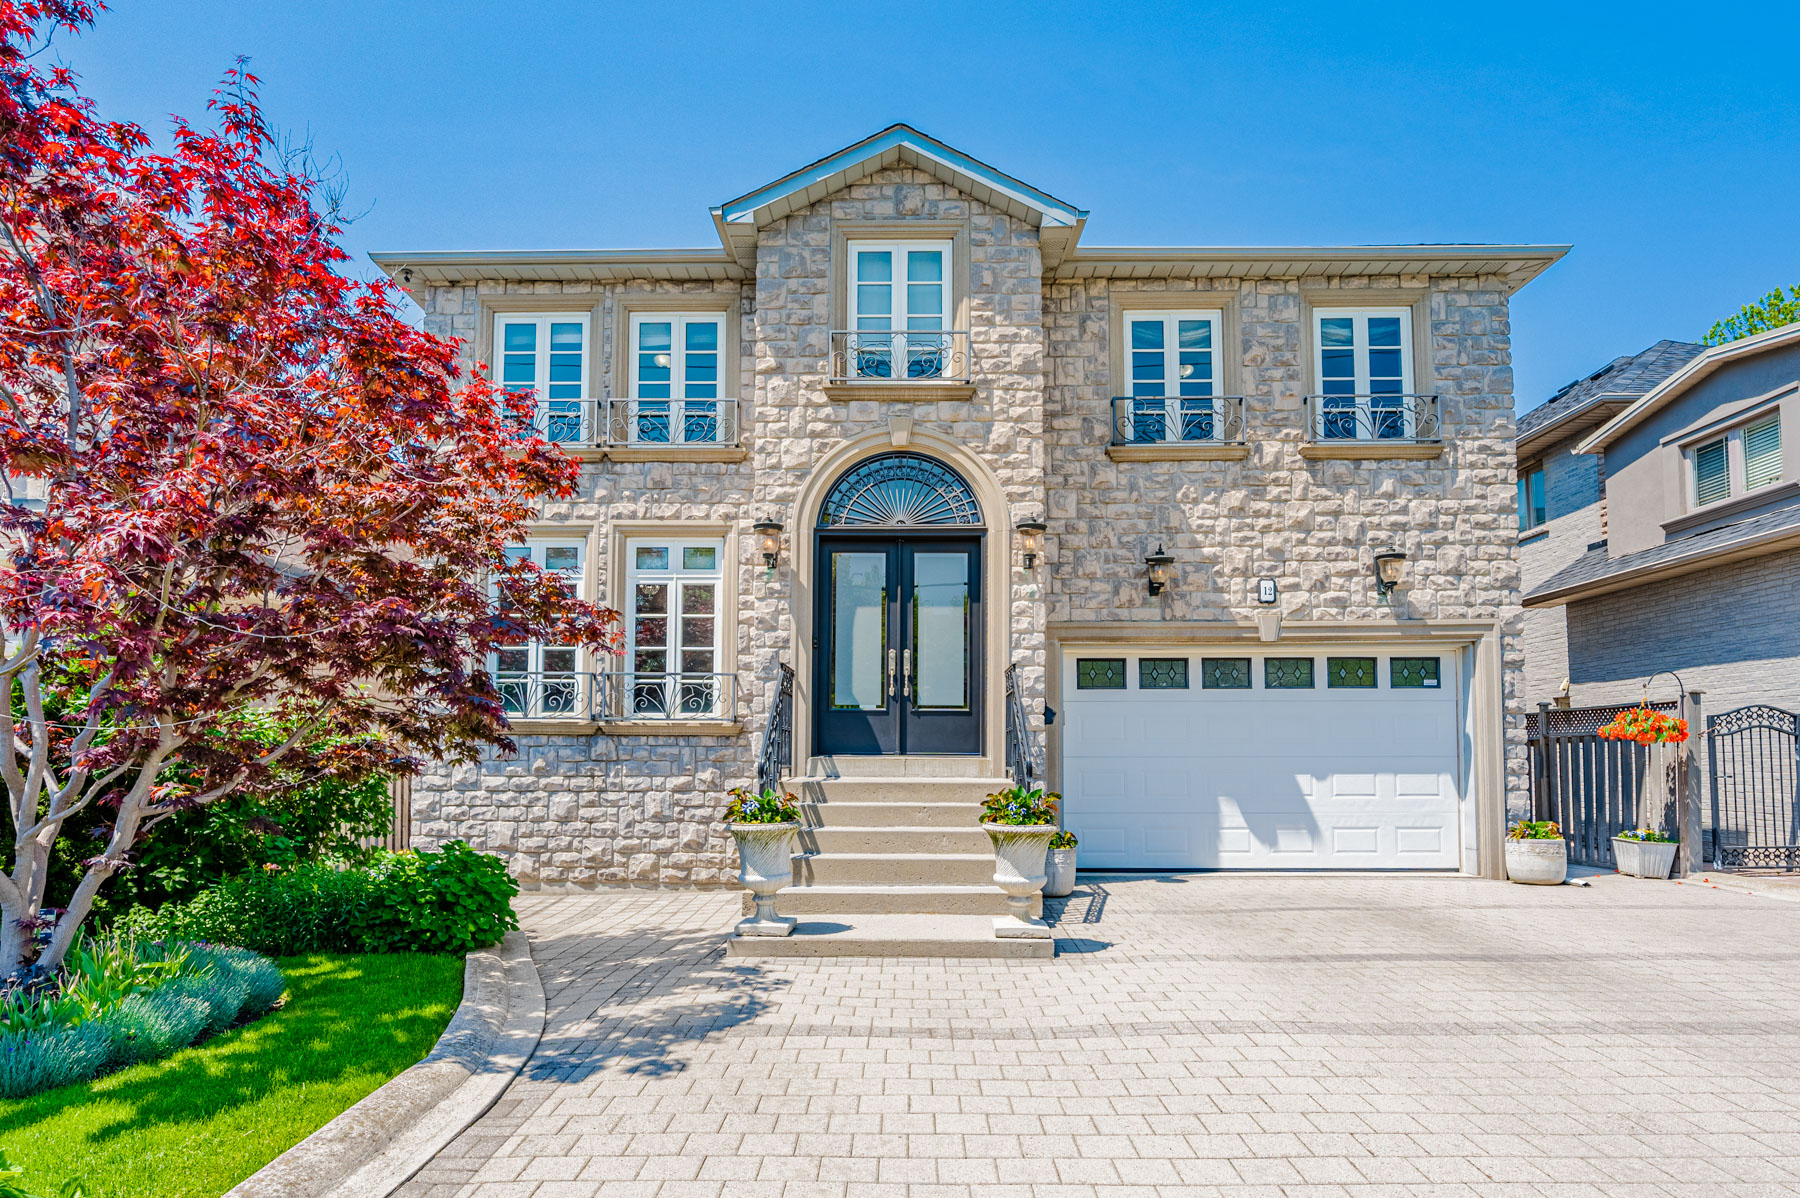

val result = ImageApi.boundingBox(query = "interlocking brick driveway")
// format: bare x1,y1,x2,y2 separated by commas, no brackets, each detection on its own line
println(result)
396,873,1800,1197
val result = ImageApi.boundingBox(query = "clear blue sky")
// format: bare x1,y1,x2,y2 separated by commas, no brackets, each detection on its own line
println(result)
63,1,1800,409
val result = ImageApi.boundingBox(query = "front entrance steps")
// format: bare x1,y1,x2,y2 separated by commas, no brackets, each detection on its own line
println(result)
727,769,1053,959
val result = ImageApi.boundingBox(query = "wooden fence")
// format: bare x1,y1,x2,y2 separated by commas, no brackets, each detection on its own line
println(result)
1527,701,1681,870
357,775,412,852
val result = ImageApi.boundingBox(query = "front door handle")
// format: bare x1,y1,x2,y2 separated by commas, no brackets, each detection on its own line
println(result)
888,648,897,699
902,649,912,699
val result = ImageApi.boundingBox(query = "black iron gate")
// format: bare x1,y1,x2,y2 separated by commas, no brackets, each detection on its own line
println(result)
1708,704,1800,871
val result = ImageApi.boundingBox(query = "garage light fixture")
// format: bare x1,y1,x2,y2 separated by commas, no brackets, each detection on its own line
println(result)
752,520,784,571
1016,520,1046,569
1373,549,1407,603
1144,544,1175,596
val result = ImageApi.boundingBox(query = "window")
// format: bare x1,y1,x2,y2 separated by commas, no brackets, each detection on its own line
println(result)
625,539,724,718
1326,657,1378,688
1126,311,1222,442
627,314,724,444
495,315,588,444
1265,657,1315,689
493,539,586,718
1200,658,1252,689
1139,658,1190,689
1688,411,1784,510
1075,658,1126,690
1518,464,1547,531
847,240,951,379
1390,657,1441,689
1314,308,1412,439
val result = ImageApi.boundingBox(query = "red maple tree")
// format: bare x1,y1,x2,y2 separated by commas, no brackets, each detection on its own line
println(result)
0,1,615,974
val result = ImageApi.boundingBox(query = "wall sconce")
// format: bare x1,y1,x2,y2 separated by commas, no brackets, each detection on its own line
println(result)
1373,549,1407,603
752,520,783,571
1144,544,1174,597
1016,520,1046,568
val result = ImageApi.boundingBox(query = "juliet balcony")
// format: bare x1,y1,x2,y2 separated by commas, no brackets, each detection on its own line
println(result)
495,669,742,734
1107,394,1249,462
1300,393,1443,460
509,398,745,462
825,330,975,401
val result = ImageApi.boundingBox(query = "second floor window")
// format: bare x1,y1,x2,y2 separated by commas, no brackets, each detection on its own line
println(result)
1690,411,1783,509
1127,310,1221,441
628,314,723,443
1315,308,1412,438
1518,464,1547,531
497,315,587,443
848,240,950,379
493,539,585,718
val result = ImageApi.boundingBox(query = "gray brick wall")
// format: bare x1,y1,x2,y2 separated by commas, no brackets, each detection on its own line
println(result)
1520,431,1603,704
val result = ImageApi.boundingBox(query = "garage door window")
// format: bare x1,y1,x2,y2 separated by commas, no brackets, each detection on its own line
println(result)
1327,657,1378,688
1265,657,1315,689
1075,658,1127,690
1139,658,1189,689
1200,658,1251,689
1391,657,1441,688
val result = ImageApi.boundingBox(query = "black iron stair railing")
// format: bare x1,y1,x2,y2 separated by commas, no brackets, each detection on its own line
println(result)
755,662,795,796
1004,663,1036,785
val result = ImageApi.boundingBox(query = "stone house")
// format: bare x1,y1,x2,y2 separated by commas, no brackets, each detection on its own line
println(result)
1523,322,1800,719
372,126,1565,915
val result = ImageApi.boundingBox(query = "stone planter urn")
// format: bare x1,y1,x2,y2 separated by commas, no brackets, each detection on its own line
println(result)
1504,838,1567,885
983,823,1057,938
1043,844,1077,898
730,821,798,936
1613,835,1678,879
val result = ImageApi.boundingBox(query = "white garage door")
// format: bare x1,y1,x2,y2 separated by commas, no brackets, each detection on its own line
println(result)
1061,648,1462,870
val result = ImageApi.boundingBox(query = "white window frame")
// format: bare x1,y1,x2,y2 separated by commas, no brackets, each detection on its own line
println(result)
494,313,591,444
624,537,727,719
1685,409,1785,511
624,313,727,445
1312,307,1415,439
491,538,588,719
1124,309,1224,443
846,239,952,381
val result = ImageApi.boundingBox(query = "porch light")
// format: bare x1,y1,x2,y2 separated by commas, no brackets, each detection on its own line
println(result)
1373,549,1407,602
1016,520,1046,569
752,520,783,570
1144,544,1175,597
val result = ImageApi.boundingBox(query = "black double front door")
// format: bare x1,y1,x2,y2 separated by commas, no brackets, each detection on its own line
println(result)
815,534,982,756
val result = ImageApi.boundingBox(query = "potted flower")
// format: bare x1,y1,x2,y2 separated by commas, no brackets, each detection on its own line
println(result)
1504,820,1567,885
726,785,801,937
1596,704,1688,879
1613,827,1678,879
1043,830,1078,898
980,786,1059,939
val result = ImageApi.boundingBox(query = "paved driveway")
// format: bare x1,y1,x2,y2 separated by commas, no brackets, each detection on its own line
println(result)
398,873,1800,1197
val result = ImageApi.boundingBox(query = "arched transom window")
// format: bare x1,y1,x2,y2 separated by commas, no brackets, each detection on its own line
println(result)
818,453,982,528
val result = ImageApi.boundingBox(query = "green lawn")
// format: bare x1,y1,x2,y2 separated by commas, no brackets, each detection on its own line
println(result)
0,953,464,1198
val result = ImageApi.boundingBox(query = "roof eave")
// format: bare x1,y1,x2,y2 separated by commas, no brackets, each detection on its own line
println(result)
1052,244,1569,288
1575,323,1800,454
367,248,750,284
1516,397,1637,460
1523,522,1800,608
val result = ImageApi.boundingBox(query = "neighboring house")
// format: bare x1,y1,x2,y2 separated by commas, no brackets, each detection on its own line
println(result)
372,125,1564,898
1516,340,1704,704
1524,323,1800,718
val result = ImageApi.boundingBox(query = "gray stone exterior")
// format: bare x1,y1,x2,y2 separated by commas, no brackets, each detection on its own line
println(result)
392,149,1538,887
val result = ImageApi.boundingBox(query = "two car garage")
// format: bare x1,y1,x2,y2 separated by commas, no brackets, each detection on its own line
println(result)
1059,645,1466,871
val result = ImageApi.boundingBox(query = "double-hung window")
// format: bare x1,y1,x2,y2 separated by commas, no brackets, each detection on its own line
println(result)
1315,308,1412,439
1689,411,1783,510
627,313,724,444
1126,310,1222,442
625,539,725,718
1518,463,1547,531
496,315,588,444
848,240,951,379
493,540,586,718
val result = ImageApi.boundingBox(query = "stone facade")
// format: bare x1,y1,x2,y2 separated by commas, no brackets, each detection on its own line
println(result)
387,135,1544,886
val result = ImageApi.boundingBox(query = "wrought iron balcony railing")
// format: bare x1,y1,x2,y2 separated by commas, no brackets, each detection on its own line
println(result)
494,670,739,724
828,330,971,384
1110,395,1247,446
509,398,741,450
1301,393,1441,444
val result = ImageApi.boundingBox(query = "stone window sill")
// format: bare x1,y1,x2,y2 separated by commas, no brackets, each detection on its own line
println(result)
1518,527,1549,546
822,382,977,403
505,719,600,736
1298,442,1444,461
514,446,747,464
1107,443,1250,463
1662,479,1800,536
598,720,745,737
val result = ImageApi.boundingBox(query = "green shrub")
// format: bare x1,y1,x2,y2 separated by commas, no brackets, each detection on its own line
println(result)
116,842,518,956
0,1021,112,1099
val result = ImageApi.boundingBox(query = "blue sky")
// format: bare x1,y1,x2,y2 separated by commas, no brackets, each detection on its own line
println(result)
63,1,1800,409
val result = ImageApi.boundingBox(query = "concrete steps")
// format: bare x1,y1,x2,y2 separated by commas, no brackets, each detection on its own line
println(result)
725,914,1053,960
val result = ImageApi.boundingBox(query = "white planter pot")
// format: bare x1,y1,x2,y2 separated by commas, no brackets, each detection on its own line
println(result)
730,821,798,936
1613,835,1678,879
1043,847,1077,898
983,823,1057,939
1504,838,1567,885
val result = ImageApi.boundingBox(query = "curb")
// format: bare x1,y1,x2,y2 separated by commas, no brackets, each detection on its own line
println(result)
1678,873,1800,904
225,930,546,1198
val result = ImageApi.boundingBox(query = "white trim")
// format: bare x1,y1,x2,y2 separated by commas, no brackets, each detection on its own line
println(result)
492,313,590,401
623,536,727,719
847,240,952,332
1680,408,1784,512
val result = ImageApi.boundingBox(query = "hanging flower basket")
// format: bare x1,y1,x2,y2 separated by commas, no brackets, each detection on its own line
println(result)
1595,705,1689,745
